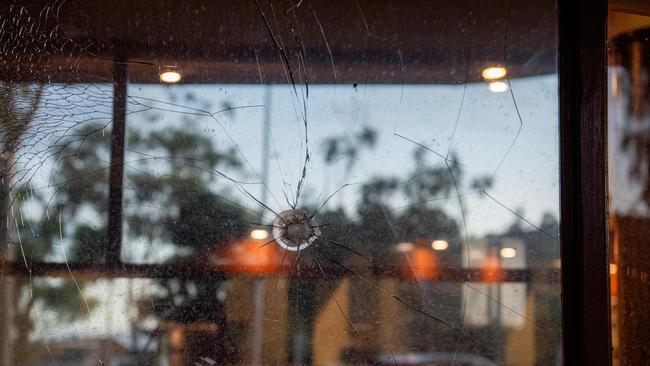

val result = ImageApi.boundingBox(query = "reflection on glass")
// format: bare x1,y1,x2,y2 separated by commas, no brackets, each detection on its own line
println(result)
608,7,650,366
488,81,509,93
0,1,560,365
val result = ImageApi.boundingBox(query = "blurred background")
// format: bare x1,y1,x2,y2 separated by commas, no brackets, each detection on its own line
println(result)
608,2,650,365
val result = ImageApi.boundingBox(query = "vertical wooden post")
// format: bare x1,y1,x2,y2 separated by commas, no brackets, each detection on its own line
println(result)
107,60,128,269
559,0,612,364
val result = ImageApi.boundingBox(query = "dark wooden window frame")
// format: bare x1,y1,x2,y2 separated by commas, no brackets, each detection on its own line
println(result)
559,0,612,365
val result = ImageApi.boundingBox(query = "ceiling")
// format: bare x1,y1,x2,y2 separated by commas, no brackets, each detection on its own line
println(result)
0,0,557,84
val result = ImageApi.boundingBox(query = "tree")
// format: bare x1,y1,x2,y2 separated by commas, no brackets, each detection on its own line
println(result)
0,83,63,365
284,143,467,361
1,86,252,364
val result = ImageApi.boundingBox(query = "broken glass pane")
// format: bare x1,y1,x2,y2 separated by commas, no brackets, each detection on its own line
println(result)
0,1,561,365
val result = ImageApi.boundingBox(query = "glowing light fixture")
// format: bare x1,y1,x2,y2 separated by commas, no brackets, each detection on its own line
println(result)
395,242,415,253
250,229,269,240
160,65,182,83
488,81,508,93
160,71,181,83
481,66,507,80
499,247,517,259
431,240,449,251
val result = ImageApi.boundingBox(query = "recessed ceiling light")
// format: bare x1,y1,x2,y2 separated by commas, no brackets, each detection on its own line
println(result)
160,70,181,83
481,66,507,80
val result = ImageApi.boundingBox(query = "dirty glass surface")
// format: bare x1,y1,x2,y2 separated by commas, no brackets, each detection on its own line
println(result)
0,1,560,365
